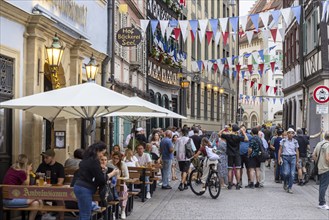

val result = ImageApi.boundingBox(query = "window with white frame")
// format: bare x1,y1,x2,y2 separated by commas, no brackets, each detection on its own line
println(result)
275,79,283,96
251,115,258,127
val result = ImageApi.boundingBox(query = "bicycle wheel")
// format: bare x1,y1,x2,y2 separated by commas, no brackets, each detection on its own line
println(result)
189,169,205,196
208,171,221,199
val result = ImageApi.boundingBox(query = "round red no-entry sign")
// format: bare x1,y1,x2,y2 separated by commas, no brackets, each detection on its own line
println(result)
313,85,329,104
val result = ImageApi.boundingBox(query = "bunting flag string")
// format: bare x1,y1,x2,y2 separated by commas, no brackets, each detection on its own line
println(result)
239,94,284,105
140,6,302,45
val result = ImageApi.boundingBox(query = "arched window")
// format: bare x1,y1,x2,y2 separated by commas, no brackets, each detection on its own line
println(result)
251,114,258,127
243,115,248,128
275,79,283,96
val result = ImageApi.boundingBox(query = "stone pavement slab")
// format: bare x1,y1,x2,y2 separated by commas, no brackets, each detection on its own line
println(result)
129,167,329,220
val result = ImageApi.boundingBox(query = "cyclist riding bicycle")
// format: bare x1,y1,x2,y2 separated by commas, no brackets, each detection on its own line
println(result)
193,137,220,192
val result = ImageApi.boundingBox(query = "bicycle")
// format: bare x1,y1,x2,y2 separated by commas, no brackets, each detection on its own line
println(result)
189,157,221,199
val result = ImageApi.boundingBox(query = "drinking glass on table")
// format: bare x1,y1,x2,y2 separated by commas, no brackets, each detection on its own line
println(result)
38,173,45,186
46,170,51,184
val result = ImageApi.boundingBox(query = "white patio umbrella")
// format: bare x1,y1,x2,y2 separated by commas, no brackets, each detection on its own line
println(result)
0,83,164,121
107,96,186,151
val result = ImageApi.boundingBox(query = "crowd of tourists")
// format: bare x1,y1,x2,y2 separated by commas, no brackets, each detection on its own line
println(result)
2,124,329,220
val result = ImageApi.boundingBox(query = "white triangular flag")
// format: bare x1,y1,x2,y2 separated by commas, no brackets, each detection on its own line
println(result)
198,19,208,43
192,61,198,72
178,20,189,43
227,57,233,69
198,30,204,43
159,20,169,38
246,31,254,45
240,15,248,32
217,60,224,74
232,33,237,42
262,29,270,42
207,61,213,72
219,18,228,32
281,8,292,26
140,20,150,34
279,27,286,41
215,30,221,46
260,11,270,28
166,26,173,41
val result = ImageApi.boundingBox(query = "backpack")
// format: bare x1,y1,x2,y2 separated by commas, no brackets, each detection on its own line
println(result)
185,138,194,159
256,137,270,162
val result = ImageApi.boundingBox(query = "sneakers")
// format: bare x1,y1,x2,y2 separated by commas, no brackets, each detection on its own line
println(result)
245,183,254,189
184,184,188,190
146,192,151,199
227,183,233,190
318,204,329,210
161,185,172,189
200,187,206,193
121,211,126,219
254,182,260,188
283,182,288,191
287,189,293,194
178,183,184,191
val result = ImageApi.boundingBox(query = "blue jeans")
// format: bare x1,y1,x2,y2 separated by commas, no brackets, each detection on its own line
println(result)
162,159,172,187
3,199,28,207
319,170,329,205
282,155,296,189
74,184,94,220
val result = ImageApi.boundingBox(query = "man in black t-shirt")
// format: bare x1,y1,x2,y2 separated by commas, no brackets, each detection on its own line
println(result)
295,129,310,185
219,124,249,190
36,149,65,185
190,128,202,151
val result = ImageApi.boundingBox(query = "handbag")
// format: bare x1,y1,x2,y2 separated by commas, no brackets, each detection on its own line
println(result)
314,142,327,176
206,146,220,161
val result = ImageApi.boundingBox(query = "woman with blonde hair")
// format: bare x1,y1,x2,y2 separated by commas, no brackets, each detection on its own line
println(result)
2,154,40,220
123,149,139,167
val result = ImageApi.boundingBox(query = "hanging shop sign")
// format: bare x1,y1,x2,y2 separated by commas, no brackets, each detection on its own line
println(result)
116,27,142,47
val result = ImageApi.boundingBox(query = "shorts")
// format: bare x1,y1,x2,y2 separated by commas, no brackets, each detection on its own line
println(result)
178,161,191,173
3,199,29,208
241,155,249,169
298,157,307,168
248,157,261,168
227,154,241,168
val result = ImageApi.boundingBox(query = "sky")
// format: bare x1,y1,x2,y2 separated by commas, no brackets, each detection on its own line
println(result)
239,0,257,16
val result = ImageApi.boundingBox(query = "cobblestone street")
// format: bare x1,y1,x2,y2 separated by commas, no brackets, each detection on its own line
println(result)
131,167,329,219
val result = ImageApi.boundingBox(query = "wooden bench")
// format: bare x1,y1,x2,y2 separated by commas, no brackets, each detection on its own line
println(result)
128,167,154,202
0,185,107,220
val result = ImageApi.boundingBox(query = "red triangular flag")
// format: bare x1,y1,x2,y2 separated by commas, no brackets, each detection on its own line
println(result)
224,63,229,69
247,64,253,73
274,86,278,94
270,61,275,72
236,64,241,74
250,81,255,88
213,63,218,73
259,63,264,75
270,28,277,43
174,28,181,40
190,30,195,42
222,32,229,46
266,85,270,93
258,83,262,91
206,31,213,45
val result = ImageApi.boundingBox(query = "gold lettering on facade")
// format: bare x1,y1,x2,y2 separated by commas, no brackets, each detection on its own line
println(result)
40,0,87,27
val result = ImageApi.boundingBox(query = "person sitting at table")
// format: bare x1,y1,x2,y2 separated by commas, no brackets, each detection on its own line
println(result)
64,148,84,170
2,154,40,220
111,144,122,157
108,151,129,220
123,149,139,167
36,148,65,185
135,144,152,199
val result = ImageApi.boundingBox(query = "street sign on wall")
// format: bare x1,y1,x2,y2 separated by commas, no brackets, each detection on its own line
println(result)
316,105,328,114
313,85,329,104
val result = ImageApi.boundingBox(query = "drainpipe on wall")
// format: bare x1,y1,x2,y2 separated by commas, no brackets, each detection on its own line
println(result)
300,0,306,129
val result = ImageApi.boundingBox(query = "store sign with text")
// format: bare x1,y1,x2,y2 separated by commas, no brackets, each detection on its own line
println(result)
116,27,142,47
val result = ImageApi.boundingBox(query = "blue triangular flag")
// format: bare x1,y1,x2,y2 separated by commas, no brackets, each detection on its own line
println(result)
169,19,178,28
250,14,260,31
197,60,203,71
246,95,250,101
221,58,226,64
209,19,219,38
258,70,262,77
259,97,263,103
244,53,251,58
273,98,276,104
229,17,239,34
252,96,256,102
292,6,301,25
269,45,276,51
258,50,264,61
189,20,198,37
271,10,281,27
280,98,283,104
151,20,159,35
233,70,237,78
241,70,245,79
210,59,216,63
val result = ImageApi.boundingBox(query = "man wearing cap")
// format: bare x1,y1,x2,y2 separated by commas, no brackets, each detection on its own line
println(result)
135,127,147,147
36,149,65,185
278,128,299,194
